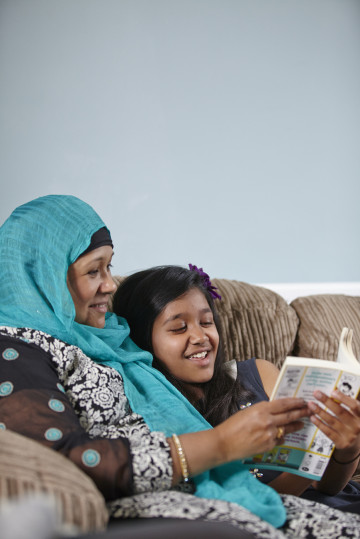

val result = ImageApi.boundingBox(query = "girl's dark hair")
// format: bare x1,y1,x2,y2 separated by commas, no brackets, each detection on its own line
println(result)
112,265,253,426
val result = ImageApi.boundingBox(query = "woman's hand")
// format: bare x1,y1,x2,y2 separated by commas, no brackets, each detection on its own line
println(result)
214,397,310,463
170,397,309,485
309,389,360,460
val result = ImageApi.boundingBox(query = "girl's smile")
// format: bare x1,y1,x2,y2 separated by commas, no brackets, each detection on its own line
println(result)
151,288,219,384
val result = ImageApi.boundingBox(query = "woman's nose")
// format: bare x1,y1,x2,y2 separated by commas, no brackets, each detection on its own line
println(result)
100,274,117,294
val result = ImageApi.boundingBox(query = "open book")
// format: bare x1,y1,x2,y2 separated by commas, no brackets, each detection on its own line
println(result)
242,328,360,480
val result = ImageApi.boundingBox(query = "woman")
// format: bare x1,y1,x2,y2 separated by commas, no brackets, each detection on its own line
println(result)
112,264,360,512
0,196,359,539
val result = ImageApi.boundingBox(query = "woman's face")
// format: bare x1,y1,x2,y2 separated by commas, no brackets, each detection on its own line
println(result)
67,245,116,328
151,288,219,384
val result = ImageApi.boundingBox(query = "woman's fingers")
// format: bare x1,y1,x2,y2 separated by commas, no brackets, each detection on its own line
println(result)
282,420,305,435
243,401,308,449
268,397,307,413
249,399,309,430
267,398,310,426
218,398,311,462
272,420,305,444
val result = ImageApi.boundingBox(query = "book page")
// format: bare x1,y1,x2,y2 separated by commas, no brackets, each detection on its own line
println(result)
337,327,360,368
246,364,342,479
243,329,360,480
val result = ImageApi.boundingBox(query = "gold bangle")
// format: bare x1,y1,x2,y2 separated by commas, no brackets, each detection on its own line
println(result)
172,433,189,483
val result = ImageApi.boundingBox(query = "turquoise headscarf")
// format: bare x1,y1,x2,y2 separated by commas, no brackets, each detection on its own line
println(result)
0,195,285,528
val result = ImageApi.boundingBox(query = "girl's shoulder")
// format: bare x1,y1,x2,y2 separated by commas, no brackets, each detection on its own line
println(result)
233,358,279,401
254,359,280,398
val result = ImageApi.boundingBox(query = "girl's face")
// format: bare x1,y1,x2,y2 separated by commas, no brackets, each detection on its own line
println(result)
151,288,219,384
67,245,116,328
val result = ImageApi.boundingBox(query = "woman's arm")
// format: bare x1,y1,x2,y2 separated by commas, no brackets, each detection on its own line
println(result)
0,335,146,499
0,334,309,494
169,396,310,484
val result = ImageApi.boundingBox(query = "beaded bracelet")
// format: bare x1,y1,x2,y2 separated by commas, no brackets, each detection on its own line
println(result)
332,451,360,465
172,433,190,483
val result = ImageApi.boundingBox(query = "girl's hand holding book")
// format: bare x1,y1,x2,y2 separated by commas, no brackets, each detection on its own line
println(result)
309,389,360,460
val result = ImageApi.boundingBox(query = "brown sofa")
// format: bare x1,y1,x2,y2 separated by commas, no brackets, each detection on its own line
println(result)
1,277,359,534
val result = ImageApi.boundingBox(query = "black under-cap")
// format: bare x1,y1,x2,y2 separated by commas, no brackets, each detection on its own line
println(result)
79,227,113,257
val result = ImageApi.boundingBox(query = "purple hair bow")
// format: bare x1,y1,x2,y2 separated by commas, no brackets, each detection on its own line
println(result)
188,264,222,300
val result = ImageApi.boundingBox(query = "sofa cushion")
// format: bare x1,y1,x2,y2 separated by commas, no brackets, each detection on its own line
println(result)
212,279,299,368
0,430,109,533
290,294,360,362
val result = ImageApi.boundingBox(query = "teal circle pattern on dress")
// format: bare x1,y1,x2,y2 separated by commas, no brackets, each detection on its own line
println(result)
0,381,14,396
45,428,63,441
57,383,66,393
2,348,19,360
48,399,65,412
0,423,6,430
82,449,101,468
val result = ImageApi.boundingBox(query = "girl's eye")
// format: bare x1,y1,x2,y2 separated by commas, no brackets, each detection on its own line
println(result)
88,269,99,276
170,326,186,333
107,263,113,271
201,320,214,327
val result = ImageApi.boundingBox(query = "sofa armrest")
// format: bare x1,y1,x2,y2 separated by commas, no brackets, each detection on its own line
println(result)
0,430,109,533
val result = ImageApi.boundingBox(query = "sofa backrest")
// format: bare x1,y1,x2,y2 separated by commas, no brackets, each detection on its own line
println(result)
211,279,298,368
291,293,360,362
112,276,360,367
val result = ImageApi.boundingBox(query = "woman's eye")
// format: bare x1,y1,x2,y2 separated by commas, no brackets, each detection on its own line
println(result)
88,269,99,276
201,320,214,327
107,263,113,271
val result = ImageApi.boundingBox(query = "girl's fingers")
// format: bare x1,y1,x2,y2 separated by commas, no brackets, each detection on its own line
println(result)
331,389,360,415
309,414,341,443
308,400,351,433
311,390,360,428
312,391,348,417
308,402,337,427
308,400,360,448
308,400,341,425
314,389,360,416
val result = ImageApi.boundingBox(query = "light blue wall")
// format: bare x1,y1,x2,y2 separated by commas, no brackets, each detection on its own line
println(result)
1,0,359,282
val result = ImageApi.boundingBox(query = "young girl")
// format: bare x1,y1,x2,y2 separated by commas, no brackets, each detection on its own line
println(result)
112,264,360,512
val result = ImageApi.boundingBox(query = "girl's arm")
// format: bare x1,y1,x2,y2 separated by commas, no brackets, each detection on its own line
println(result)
308,389,360,494
256,359,360,496
255,359,280,396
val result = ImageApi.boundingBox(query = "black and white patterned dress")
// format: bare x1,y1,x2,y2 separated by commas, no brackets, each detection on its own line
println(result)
1,326,359,539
